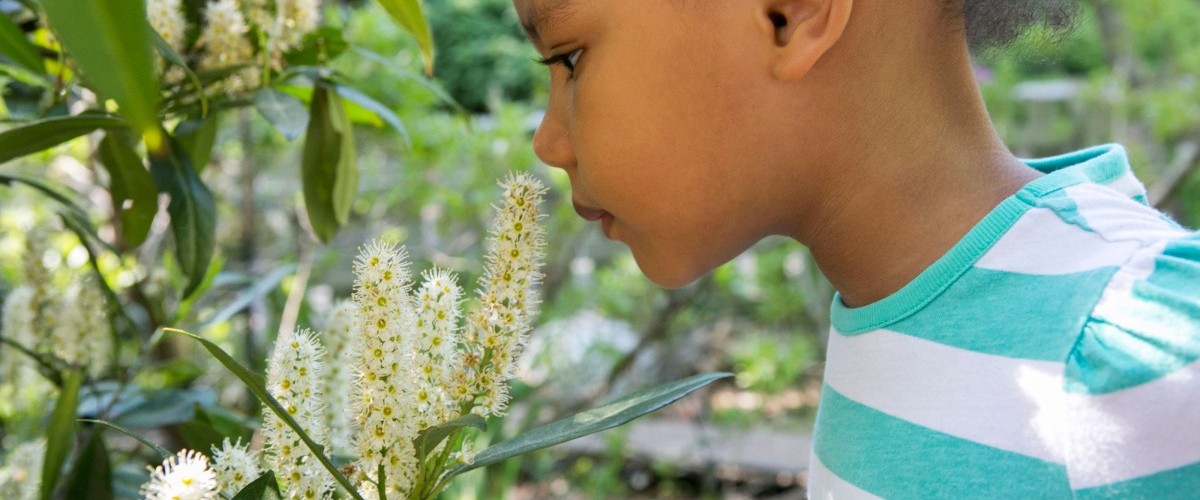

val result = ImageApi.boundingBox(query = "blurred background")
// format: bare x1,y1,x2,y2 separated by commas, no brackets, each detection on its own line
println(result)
1,0,1198,498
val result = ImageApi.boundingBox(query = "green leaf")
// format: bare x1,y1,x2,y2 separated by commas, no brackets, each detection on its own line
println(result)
0,114,125,165
254,87,309,141
352,47,464,113
40,0,162,150
79,419,171,460
331,82,410,148
197,264,297,329
415,413,486,460
284,26,349,67
149,136,216,298
179,419,225,456
0,172,89,216
98,132,158,247
373,0,435,75
167,328,364,500
0,12,44,75
174,115,220,173
41,369,82,500
111,388,217,429
65,430,113,500
300,82,358,243
446,372,732,476
232,472,283,500
151,30,207,118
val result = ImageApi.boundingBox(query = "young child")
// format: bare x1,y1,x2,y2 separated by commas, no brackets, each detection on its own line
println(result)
514,0,1199,497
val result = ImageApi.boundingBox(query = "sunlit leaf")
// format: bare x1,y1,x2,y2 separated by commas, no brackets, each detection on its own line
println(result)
332,82,410,148
41,369,82,500
0,114,125,165
446,372,732,476
98,132,158,247
373,0,435,75
166,328,363,500
41,0,162,149
0,12,44,75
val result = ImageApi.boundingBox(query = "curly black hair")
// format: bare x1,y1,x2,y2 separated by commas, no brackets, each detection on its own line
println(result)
949,0,1081,52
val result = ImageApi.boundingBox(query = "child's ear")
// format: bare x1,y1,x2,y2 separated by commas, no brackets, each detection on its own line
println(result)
762,0,852,81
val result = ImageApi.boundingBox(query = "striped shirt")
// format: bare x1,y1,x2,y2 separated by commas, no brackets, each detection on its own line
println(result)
808,144,1200,499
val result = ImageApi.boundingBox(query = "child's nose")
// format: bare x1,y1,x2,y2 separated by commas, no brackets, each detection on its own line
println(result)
532,106,576,170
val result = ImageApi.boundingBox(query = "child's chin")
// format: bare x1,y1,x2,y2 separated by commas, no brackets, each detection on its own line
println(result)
634,255,708,290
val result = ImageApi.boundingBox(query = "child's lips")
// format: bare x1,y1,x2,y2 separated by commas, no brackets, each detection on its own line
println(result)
572,201,609,222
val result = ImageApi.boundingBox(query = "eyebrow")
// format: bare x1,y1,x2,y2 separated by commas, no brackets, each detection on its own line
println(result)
520,0,579,43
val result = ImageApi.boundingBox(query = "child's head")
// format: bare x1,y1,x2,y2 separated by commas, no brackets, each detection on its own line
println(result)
515,0,1078,288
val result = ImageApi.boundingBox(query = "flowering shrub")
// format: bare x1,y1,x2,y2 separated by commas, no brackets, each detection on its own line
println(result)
151,174,727,499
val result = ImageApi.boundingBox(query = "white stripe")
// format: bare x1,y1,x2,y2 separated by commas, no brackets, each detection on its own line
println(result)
824,329,1068,463
1066,184,1189,245
1087,239,1176,332
1064,357,1200,489
807,451,881,500
976,207,1141,275
1099,170,1147,200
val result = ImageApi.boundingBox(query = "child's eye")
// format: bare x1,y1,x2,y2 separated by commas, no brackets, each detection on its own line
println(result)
536,48,584,77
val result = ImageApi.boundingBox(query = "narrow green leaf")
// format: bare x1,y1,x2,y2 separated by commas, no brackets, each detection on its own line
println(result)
352,47,464,113
149,136,216,298
0,61,52,89
40,0,161,149
151,30,207,118
232,471,283,500
331,83,410,148
415,414,486,460
65,430,114,500
79,419,171,460
300,82,358,243
0,114,125,165
98,132,158,247
174,115,220,173
373,0,434,75
446,372,732,476
166,328,364,500
0,12,44,75
254,87,309,141
198,264,297,329
0,172,89,216
284,26,349,67
41,369,83,500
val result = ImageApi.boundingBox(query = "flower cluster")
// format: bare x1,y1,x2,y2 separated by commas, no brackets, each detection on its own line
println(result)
196,0,259,94
0,439,45,500
341,173,545,497
263,329,333,499
210,438,263,496
457,173,548,417
139,449,219,500
144,0,321,95
50,278,112,379
321,300,359,454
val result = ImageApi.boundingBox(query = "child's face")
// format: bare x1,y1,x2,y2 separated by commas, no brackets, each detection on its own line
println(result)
517,0,813,287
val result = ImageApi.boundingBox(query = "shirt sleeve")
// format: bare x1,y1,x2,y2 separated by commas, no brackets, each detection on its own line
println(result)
1061,231,1200,499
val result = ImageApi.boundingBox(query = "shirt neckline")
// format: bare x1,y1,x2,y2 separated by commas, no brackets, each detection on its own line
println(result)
828,144,1133,334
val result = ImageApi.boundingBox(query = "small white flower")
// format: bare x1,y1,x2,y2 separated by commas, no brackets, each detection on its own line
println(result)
210,437,262,496
139,449,219,500
0,439,45,500
50,278,112,379
322,300,359,455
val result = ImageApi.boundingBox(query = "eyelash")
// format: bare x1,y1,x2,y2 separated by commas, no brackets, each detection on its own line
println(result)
536,49,583,77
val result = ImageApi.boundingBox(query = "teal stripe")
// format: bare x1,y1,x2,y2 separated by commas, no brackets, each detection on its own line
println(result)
812,385,1071,499
833,144,1131,334
1066,234,1200,394
1037,190,1095,232
888,267,1116,361
1075,460,1200,499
